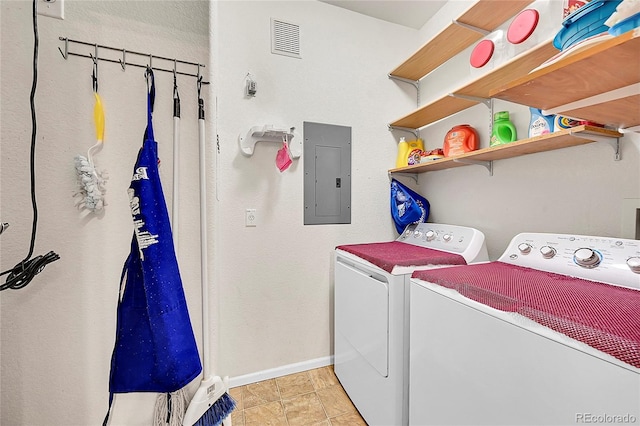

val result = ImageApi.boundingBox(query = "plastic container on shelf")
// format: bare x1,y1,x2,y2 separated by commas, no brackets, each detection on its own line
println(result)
563,0,592,19
554,0,623,50
406,139,425,166
396,137,409,168
469,30,508,77
420,149,445,163
443,125,480,157
608,11,640,35
490,111,518,147
529,108,555,137
396,138,425,167
555,115,584,130
507,0,563,58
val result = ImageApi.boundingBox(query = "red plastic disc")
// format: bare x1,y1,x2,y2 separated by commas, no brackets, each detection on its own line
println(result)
470,40,494,68
507,9,539,44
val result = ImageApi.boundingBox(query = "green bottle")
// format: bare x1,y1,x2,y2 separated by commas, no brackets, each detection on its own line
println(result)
490,111,517,147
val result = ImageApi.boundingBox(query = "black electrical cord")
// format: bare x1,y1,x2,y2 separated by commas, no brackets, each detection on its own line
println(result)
0,0,60,291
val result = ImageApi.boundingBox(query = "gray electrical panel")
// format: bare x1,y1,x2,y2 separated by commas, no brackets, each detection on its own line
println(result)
303,122,351,225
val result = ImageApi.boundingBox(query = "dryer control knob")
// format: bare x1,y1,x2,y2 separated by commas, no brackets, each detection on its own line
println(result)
627,256,640,273
443,234,452,242
573,248,601,268
413,230,423,239
518,243,532,254
540,246,556,259
425,230,436,241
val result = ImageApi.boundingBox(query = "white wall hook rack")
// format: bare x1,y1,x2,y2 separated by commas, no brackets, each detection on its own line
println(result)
239,125,302,158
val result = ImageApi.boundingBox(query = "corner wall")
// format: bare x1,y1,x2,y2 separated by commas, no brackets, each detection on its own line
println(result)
211,0,418,378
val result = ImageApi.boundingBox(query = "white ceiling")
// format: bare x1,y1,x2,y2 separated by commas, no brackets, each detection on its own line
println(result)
318,0,448,30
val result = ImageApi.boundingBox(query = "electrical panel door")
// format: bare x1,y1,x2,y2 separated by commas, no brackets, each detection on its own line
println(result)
303,122,351,225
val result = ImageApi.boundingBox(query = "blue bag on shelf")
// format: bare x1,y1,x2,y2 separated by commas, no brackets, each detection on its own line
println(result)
390,178,430,234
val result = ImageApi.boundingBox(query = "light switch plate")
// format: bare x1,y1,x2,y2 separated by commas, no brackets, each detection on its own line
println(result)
37,0,64,20
245,209,257,227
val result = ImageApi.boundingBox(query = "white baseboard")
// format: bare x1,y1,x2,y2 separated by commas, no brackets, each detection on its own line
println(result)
228,356,334,388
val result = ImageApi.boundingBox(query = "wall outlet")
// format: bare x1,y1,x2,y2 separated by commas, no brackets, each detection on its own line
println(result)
245,209,257,227
37,0,64,20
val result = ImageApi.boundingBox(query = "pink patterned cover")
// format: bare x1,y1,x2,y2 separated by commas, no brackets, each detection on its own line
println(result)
412,262,640,368
336,241,466,274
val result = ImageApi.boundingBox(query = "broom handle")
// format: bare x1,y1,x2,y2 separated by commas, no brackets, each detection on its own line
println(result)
172,115,180,250
172,84,180,249
198,114,210,378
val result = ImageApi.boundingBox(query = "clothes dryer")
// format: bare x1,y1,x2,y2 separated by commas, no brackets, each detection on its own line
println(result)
334,223,488,426
410,233,640,425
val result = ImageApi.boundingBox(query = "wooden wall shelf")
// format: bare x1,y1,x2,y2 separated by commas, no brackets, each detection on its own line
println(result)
389,126,621,175
491,30,640,131
390,39,558,130
389,0,534,81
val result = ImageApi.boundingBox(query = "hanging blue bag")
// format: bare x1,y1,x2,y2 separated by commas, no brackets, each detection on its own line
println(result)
390,178,430,234
106,69,201,403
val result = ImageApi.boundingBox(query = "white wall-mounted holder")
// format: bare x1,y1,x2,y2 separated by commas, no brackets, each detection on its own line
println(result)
239,125,302,158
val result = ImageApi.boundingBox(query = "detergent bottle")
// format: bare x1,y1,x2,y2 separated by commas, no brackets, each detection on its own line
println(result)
396,137,409,168
490,111,517,147
554,115,582,130
443,125,479,157
528,108,555,138
406,139,424,165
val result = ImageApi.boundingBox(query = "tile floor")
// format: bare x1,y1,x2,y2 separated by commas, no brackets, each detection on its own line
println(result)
228,365,368,426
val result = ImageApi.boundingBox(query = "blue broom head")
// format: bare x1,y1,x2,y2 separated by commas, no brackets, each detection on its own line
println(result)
193,392,236,426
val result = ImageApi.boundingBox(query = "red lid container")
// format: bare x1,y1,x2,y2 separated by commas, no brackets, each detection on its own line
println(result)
508,9,540,44
470,40,495,68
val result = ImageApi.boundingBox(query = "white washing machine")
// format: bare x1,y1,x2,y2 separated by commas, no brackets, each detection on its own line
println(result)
410,233,640,426
334,223,488,426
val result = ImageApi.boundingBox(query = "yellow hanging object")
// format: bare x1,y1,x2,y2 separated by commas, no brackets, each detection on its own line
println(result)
73,92,108,213
93,92,105,143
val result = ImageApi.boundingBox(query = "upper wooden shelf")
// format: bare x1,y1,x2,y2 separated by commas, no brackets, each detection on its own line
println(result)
388,126,621,174
389,0,534,81
491,29,640,130
390,39,558,130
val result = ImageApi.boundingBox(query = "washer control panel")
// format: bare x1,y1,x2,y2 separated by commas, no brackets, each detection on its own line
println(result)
499,233,640,290
397,223,489,264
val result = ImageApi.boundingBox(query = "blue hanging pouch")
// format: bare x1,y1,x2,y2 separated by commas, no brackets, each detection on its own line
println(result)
390,178,430,234
107,69,202,396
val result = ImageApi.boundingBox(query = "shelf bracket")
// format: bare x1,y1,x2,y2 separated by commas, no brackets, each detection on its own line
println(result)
452,158,493,176
621,125,640,133
448,93,492,109
452,20,490,36
388,125,419,139
387,74,419,89
609,138,621,161
389,171,419,184
569,130,621,161
388,74,421,107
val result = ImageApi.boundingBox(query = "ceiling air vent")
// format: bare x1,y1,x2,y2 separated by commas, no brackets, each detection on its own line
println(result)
271,18,301,59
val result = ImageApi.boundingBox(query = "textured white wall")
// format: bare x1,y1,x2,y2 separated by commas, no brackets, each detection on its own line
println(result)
210,0,418,378
1,1,209,424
